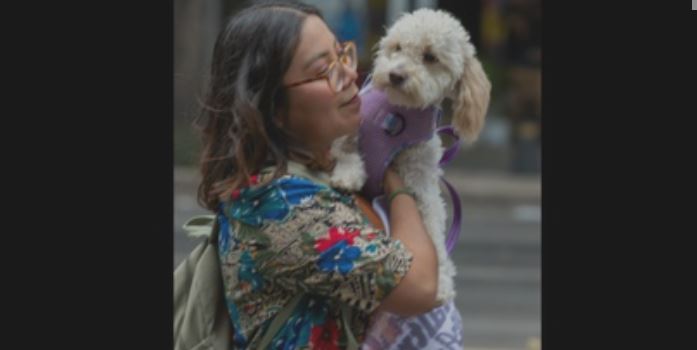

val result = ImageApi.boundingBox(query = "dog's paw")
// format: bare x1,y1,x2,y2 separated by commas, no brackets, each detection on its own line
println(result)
330,175,364,191
330,154,367,191
436,262,457,302
329,135,366,191
436,280,457,302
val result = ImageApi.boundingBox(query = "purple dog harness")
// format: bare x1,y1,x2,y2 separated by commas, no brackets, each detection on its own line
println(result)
357,84,463,254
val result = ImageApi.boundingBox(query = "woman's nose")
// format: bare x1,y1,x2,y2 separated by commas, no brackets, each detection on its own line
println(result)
341,62,358,90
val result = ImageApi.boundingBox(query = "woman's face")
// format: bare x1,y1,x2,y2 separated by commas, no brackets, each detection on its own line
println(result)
280,15,361,157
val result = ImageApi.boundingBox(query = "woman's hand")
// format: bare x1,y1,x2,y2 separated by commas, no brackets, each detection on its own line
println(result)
383,166,405,195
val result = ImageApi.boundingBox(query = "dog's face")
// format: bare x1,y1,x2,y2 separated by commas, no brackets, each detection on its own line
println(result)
372,8,475,109
371,8,491,142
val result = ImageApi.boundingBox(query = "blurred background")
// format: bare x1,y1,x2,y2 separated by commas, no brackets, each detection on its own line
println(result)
175,0,540,349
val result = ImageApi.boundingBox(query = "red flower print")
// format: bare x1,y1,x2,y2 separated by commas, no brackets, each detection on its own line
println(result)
242,300,260,315
249,174,260,186
231,188,241,201
310,318,340,350
315,227,360,253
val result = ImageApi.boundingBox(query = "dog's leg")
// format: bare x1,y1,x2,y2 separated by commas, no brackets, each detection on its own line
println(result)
393,136,457,301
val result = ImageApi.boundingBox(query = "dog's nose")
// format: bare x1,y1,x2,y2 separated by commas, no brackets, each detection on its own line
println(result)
389,72,406,86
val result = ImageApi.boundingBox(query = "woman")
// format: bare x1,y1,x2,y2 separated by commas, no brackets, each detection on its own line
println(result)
195,1,439,348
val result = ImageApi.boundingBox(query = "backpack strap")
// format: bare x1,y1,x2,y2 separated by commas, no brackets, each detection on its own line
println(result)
182,215,218,241
341,303,360,350
256,296,359,350
256,294,305,349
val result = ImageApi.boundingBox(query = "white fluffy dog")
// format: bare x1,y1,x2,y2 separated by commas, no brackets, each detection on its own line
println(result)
331,8,491,303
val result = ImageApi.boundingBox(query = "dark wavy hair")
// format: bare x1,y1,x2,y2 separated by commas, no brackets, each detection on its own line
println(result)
195,0,329,212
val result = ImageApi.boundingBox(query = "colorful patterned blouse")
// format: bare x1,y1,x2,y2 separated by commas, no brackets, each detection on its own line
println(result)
217,161,413,349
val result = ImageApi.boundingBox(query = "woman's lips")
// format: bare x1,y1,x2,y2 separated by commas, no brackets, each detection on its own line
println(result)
341,93,360,108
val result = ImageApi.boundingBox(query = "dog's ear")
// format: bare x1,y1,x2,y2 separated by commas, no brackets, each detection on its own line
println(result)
450,56,491,143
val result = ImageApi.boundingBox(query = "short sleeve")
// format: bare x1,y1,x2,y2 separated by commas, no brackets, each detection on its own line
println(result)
258,185,413,314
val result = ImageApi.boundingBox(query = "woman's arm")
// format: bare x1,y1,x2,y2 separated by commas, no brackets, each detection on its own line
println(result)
376,167,440,317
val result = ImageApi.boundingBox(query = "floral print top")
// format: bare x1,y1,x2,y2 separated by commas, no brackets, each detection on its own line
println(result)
217,161,413,349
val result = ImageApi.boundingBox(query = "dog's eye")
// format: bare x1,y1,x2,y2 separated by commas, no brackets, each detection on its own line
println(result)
394,44,401,52
423,52,438,63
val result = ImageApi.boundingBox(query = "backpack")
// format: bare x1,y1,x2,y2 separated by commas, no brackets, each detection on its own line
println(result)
174,215,359,350
174,215,232,350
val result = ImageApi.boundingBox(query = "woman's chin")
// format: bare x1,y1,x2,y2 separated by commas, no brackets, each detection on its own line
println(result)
344,111,362,132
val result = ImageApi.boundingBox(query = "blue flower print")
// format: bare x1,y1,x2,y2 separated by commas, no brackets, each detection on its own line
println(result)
228,176,325,226
238,251,264,292
317,240,362,276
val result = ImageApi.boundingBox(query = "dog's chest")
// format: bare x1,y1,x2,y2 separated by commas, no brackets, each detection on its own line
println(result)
358,87,441,198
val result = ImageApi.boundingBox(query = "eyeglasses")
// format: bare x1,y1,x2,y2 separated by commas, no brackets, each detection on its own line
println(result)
285,41,357,93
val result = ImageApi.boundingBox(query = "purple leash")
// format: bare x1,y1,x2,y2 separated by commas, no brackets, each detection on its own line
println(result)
370,125,463,255
437,125,463,254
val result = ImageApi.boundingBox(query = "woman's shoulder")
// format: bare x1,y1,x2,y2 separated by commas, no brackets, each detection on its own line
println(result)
258,161,355,199
227,168,332,201
219,165,353,227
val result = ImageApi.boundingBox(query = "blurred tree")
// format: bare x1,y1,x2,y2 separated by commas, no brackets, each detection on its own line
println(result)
503,0,541,173
174,0,222,165
481,0,507,64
